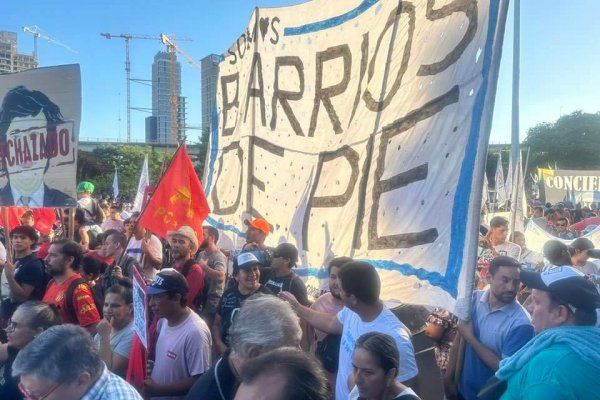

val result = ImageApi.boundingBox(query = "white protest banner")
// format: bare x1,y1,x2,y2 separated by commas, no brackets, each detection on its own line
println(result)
0,64,80,207
525,219,600,256
132,267,148,349
205,0,509,318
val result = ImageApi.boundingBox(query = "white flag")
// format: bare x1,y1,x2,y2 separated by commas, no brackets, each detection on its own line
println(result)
509,154,525,232
495,154,507,208
482,172,489,209
112,168,119,198
133,155,149,211
505,152,513,201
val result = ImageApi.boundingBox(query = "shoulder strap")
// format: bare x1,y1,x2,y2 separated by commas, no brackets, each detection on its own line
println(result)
286,271,297,292
65,277,87,323
181,259,197,277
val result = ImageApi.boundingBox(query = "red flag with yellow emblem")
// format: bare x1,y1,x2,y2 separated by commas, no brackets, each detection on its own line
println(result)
138,145,210,243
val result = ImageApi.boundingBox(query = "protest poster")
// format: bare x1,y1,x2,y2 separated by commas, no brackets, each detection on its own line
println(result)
538,168,600,206
132,267,148,349
0,64,80,208
205,0,509,318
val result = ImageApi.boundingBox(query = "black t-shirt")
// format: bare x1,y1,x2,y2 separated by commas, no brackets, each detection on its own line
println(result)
217,285,273,344
0,346,22,399
14,253,46,300
185,350,237,400
263,271,310,306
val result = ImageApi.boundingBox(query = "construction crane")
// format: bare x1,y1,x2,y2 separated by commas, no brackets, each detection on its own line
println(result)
160,33,201,144
22,25,77,66
100,32,191,143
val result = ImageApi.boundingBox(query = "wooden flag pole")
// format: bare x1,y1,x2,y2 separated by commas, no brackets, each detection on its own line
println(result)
1,207,12,264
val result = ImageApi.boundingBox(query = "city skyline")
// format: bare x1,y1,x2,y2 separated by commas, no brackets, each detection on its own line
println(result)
2,1,600,145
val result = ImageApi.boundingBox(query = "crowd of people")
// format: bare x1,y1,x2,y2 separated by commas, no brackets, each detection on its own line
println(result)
0,182,599,399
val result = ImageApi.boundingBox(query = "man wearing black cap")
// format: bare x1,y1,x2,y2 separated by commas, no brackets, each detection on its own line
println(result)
263,243,309,306
144,269,212,399
445,256,534,400
495,266,600,399
569,237,600,276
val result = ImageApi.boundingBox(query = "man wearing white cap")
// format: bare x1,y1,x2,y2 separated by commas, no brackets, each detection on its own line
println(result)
493,266,600,399
168,226,205,313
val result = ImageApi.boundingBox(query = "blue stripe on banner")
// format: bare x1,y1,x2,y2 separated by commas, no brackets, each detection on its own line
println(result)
445,0,501,297
205,216,245,237
284,0,380,36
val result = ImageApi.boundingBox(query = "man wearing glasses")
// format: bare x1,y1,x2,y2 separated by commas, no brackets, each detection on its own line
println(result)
12,324,142,399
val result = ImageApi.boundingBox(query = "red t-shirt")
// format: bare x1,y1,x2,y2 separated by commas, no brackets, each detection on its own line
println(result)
42,273,101,327
174,259,205,309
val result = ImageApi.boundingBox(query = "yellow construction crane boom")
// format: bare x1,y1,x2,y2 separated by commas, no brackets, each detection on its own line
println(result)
22,25,77,65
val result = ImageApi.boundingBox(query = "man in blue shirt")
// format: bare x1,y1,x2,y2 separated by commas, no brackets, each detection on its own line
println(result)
445,256,534,400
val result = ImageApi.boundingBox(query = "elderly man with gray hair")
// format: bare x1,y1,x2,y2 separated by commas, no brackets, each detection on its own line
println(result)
186,294,302,400
12,324,142,399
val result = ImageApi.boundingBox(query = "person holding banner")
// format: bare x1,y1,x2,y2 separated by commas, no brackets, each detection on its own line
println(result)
279,261,418,400
445,256,534,400
0,86,77,208
1,226,46,322
145,269,211,399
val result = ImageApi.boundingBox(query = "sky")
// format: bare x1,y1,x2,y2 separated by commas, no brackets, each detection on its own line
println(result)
3,0,600,145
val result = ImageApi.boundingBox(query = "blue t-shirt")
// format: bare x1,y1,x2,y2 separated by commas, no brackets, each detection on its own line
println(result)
459,290,534,400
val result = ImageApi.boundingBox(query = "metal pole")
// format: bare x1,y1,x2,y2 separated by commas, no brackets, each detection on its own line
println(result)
511,0,520,189
125,38,131,143
509,0,521,233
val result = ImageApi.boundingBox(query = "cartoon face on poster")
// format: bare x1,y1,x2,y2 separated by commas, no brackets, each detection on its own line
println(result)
0,64,80,207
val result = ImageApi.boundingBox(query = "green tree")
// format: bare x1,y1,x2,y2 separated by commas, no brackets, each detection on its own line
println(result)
523,111,600,175
77,145,174,199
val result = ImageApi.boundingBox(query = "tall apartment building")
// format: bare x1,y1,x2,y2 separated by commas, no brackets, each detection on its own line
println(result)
150,51,186,144
0,31,37,74
201,54,221,133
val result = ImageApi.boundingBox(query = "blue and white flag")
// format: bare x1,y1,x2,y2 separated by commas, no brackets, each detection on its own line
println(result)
133,155,149,211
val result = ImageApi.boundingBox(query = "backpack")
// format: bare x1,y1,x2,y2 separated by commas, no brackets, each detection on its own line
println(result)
64,277,103,323
315,333,342,373
79,199,105,225
181,259,204,312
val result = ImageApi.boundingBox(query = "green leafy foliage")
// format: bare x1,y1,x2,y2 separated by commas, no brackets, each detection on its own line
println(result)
77,145,174,200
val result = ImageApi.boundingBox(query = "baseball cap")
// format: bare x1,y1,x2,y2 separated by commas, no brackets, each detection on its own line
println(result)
569,237,600,259
542,240,571,265
520,266,600,311
244,218,270,235
147,268,189,295
274,243,299,266
167,226,199,253
236,252,262,270
77,181,95,193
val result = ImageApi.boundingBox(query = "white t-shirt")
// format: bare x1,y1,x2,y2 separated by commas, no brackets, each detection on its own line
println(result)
348,385,419,399
494,241,521,260
336,306,418,400
151,311,212,400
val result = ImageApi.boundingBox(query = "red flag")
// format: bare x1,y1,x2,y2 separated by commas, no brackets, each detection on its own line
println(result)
139,145,210,243
0,207,56,235
126,334,147,391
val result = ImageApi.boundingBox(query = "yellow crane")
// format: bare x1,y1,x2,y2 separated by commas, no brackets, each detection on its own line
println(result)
160,33,201,144
100,32,191,143
22,25,77,67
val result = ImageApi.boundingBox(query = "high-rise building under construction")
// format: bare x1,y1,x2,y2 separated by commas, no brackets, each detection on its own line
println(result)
0,31,37,74
148,51,186,144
